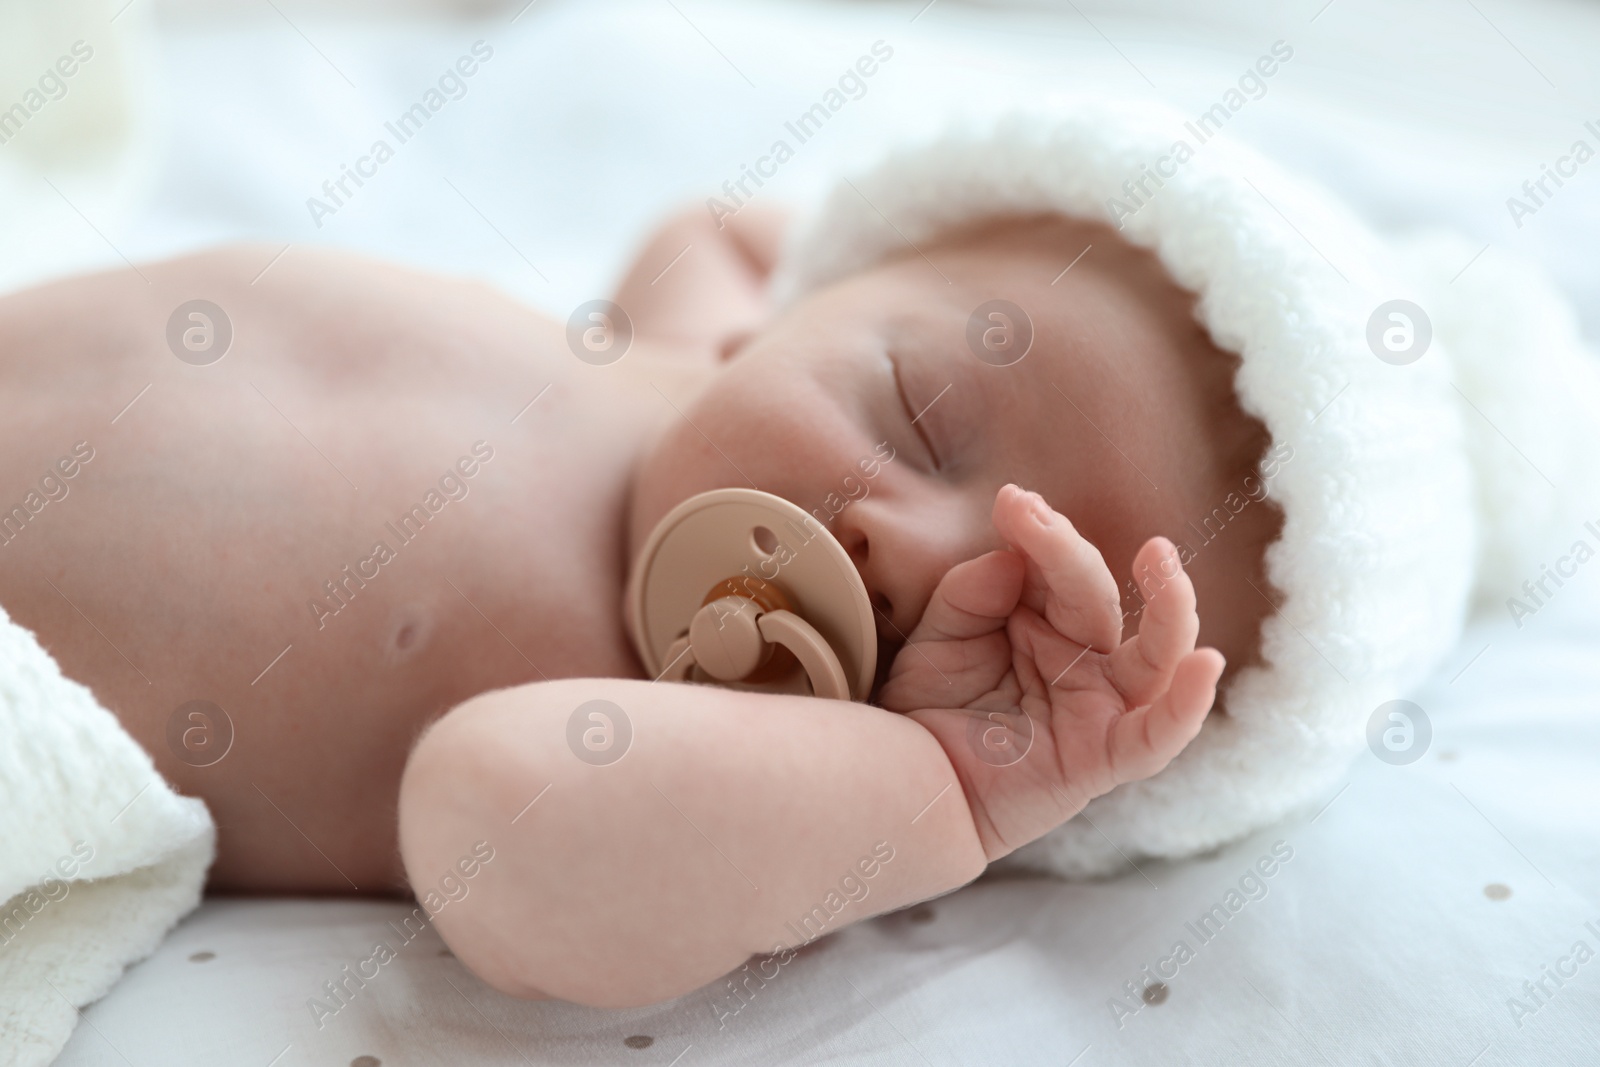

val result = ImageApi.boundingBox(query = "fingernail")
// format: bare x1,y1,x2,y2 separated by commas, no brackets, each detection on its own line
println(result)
1030,492,1051,524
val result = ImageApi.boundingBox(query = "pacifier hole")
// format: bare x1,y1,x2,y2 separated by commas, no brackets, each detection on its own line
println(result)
751,525,779,555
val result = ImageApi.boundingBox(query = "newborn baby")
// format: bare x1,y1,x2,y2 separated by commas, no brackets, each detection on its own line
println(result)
0,203,1280,1005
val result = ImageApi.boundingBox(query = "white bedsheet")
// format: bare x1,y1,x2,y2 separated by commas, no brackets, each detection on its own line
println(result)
26,0,1600,1062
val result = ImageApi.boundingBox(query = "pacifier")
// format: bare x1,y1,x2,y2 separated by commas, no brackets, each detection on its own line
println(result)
624,488,877,701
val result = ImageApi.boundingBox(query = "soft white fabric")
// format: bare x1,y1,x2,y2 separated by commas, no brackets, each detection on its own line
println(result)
1388,232,1600,611
773,101,1600,877
0,605,215,1067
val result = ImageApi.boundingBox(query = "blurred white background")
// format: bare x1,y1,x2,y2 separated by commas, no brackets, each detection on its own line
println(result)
2,0,1599,334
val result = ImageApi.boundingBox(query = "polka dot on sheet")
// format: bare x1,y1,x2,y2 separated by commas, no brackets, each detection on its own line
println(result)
1142,982,1169,1005
188,951,215,963
350,1057,381,1067
1484,883,1512,901
624,1035,654,1049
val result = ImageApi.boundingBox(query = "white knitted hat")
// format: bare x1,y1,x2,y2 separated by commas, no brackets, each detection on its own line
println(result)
772,99,1600,877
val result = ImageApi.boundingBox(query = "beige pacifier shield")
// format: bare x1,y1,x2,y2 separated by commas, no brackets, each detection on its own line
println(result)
625,488,877,702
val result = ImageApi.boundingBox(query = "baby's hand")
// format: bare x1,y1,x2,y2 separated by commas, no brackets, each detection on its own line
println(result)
878,484,1224,862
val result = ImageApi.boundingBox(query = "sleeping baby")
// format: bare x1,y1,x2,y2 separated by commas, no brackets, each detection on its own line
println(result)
3,101,1590,1008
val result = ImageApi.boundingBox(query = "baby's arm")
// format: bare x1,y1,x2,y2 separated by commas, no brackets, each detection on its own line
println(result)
397,675,987,1007
398,484,1219,1007
610,203,787,360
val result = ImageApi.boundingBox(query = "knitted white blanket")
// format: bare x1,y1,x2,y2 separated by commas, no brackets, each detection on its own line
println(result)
0,606,214,1067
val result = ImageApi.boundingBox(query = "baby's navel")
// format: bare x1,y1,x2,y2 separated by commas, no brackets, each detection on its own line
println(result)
386,604,433,664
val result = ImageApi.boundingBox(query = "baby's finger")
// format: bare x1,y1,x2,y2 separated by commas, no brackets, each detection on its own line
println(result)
1107,648,1224,783
1108,536,1200,707
880,550,1023,710
991,484,1121,654
904,549,1025,645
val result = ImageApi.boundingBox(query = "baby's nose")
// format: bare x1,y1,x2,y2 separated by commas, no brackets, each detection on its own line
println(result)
827,486,1000,658
835,524,908,643
834,523,880,604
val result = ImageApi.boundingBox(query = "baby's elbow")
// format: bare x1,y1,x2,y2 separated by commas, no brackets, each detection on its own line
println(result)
396,690,556,995
396,683,725,1008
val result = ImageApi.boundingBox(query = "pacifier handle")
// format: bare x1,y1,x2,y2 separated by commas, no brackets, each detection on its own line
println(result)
756,609,850,701
656,595,851,701
625,488,877,701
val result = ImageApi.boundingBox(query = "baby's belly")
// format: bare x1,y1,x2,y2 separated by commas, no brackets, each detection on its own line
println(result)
0,246,647,891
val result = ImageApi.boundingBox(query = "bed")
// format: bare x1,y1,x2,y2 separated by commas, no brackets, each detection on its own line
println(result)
19,0,1600,1062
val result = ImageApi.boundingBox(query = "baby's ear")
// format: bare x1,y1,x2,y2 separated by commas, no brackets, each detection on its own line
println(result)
717,330,755,363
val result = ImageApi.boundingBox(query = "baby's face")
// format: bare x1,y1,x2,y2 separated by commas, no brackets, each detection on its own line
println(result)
628,215,1280,690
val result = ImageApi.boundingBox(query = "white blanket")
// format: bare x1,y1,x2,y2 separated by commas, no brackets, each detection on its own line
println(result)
0,604,214,1067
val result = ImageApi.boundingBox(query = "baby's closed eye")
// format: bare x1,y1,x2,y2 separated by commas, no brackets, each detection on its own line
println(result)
888,355,939,470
